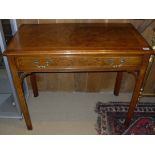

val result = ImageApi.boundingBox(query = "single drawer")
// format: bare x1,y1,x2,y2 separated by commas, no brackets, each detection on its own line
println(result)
15,55,142,71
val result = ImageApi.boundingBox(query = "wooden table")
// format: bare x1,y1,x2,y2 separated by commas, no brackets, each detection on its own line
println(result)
4,23,154,130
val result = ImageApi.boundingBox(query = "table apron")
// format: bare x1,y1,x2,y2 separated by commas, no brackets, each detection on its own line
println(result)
14,55,143,72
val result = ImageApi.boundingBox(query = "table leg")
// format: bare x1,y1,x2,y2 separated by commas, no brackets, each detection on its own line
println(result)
30,74,38,97
125,55,150,127
114,72,123,96
8,57,32,130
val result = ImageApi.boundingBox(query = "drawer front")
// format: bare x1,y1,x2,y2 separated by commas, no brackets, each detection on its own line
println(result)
15,55,142,71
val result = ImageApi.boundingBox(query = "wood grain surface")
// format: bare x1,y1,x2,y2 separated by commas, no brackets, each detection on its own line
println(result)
5,21,154,129
15,20,155,93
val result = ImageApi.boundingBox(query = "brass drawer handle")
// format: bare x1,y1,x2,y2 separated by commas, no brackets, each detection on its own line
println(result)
120,58,125,64
104,58,114,65
45,59,52,66
33,60,39,64
33,59,52,68
36,65,47,69
112,64,122,68
104,57,126,68
112,58,126,68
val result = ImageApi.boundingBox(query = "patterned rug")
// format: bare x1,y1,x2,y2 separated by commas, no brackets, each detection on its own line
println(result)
95,102,155,135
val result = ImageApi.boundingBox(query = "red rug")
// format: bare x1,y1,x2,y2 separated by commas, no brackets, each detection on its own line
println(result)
95,102,155,135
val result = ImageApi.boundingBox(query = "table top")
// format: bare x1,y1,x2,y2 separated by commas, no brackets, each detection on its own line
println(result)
6,23,153,55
